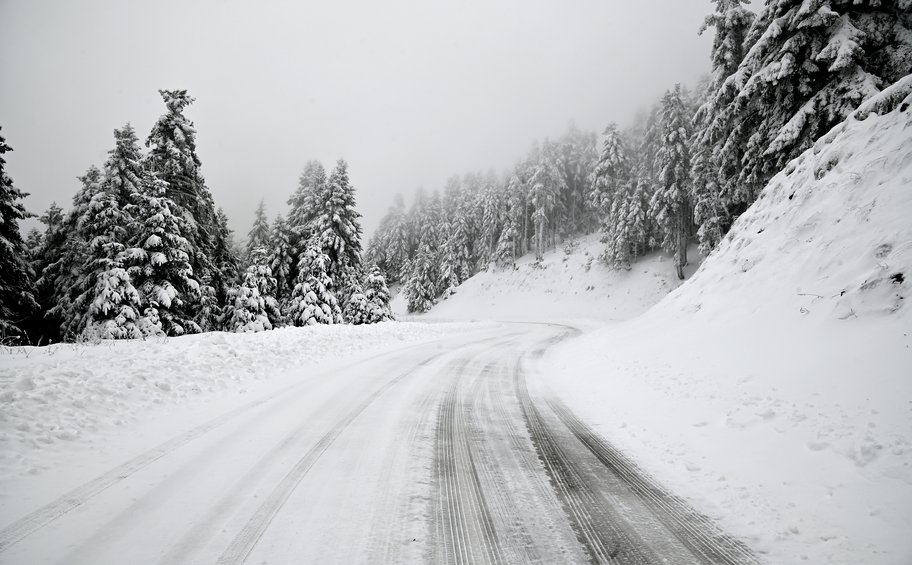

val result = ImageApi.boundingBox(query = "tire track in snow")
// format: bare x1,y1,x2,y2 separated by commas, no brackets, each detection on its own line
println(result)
0,388,283,554
546,397,760,565
433,359,505,565
514,358,653,565
214,352,451,565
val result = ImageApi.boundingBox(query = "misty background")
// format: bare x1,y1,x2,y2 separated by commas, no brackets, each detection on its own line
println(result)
0,0,733,239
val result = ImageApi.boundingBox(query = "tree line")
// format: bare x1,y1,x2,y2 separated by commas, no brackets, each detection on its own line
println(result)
366,0,911,312
0,90,391,344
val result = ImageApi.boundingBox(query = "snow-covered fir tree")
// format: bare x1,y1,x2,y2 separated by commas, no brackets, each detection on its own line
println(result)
287,239,343,326
268,214,293,302
145,89,218,280
123,175,201,336
202,208,240,331
81,266,144,340
706,0,912,211
363,266,393,323
317,159,364,296
227,266,275,333
0,129,37,340
246,200,271,261
529,148,563,260
364,193,410,283
649,85,694,280
287,160,327,239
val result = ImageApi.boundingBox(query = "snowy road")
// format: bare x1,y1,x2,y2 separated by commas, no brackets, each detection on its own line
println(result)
0,323,757,564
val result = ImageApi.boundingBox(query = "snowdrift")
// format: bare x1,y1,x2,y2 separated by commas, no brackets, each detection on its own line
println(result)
542,87,912,565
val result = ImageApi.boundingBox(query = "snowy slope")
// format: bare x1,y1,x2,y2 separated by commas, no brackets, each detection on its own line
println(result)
392,233,700,323
542,89,912,564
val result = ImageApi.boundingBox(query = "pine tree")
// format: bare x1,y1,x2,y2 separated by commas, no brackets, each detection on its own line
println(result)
287,160,327,239
529,153,562,260
287,239,343,326
342,284,372,325
28,202,66,343
82,266,144,340
202,208,240,331
707,0,911,211
44,166,104,338
317,159,364,293
404,242,439,313
246,200,271,261
227,267,274,333
649,85,693,280
123,175,201,336
145,89,218,281
363,266,393,323
103,123,144,214
268,214,293,302
0,129,37,341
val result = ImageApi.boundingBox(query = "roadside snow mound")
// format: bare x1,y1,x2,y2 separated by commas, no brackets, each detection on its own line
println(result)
393,232,698,322
665,85,912,322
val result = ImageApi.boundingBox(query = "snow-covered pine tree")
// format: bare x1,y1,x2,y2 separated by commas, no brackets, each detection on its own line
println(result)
649,85,694,280
81,266,144,340
478,180,504,267
227,266,274,333
202,208,240,331
0,129,37,341
123,175,201,336
691,0,756,254
707,0,911,212
43,166,105,339
364,193,410,283
27,203,67,342
590,123,635,265
287,160,327,239
404,193,444,313
145,89,218,281
554,124,598,235
342,283,372,325
268,214,293,303
529,150,563,260
246,200,271,261
363,266,393,323
103,123,144,217
317,159,364,299
286,239,343,326
494,216,518,268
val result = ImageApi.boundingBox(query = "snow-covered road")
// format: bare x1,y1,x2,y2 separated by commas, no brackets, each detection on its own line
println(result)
0,324,757,564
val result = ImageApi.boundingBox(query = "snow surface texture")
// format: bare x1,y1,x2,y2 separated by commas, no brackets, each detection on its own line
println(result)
0,322,477,482
392,232,700,323
541,95,912,564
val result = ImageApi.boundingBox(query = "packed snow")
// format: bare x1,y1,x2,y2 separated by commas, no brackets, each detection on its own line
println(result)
0,322,480,485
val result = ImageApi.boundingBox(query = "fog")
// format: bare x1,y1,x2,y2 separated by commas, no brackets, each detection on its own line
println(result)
0,0,722,240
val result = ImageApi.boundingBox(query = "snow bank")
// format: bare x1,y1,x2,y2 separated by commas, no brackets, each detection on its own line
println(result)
0,322,476,480
543,92,912,564
394,232,699,323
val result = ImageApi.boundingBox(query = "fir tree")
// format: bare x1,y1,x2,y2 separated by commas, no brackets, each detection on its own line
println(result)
124,175,201,336
227,267,274,333
268,214,293,302
363,266,393,323
203,208,240,331
0,129,37,340
145,89,218,280
529,153,562,260
246,200,271,261
82,266,144,340
707,0,911,210
287,239,343,326
317,159,364,292
649,85,693,280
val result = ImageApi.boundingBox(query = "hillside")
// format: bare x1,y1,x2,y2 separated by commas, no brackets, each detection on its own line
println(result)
391,234,700,323
410,83,912,564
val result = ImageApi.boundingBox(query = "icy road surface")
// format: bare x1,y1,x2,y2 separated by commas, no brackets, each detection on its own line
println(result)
0,324,757,564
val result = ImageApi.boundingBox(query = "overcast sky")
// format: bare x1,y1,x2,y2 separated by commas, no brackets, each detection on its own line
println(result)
0,0,738,241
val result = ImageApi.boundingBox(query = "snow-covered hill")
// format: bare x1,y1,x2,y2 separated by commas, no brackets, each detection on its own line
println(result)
391,234,700,323
538,87,912,564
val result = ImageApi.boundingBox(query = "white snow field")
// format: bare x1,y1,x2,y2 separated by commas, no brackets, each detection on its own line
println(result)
408,88,912,564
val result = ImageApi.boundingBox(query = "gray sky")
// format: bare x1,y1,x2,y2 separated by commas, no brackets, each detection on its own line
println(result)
0,0,729,241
